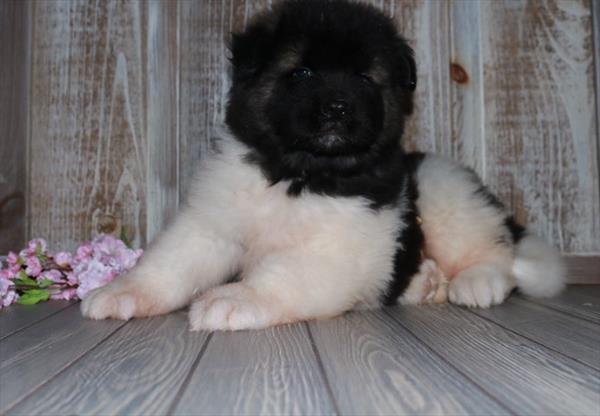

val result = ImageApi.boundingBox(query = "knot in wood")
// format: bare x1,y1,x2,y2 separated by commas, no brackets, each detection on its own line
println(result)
450,63,469,84
96,213,120,234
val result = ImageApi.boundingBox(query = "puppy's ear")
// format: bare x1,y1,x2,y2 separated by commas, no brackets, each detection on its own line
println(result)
402,46,417,92
392,39,417,114
394,39,417,92
229,18,277,83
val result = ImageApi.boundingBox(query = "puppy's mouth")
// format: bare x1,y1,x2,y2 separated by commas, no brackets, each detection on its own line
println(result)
314,133,346,150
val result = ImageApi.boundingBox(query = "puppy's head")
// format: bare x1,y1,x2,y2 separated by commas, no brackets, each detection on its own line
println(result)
226,0,416,175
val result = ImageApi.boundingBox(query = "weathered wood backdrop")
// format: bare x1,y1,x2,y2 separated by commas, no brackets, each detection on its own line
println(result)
1,0,599,280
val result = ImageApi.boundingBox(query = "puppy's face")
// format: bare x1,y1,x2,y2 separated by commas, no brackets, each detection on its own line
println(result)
227,0,416,173
266,50,387,157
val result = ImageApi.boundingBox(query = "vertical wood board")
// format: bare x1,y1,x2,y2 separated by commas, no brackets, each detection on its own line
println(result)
370,0,451,154
0,0,29,253
449,1,486,175
480,0,599,253
146,0,180,241
178,0,273,202
29,0,148,250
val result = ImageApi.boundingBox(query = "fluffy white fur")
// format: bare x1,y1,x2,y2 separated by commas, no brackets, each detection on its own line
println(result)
512,234,566,297
413,156,516,308
83,132,402,330
81,133,566,330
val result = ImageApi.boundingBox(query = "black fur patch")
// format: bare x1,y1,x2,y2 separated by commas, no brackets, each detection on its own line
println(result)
465,167,526,245
381,152,426,305
245,142,408,209
227,0,417,208
504,216,526,243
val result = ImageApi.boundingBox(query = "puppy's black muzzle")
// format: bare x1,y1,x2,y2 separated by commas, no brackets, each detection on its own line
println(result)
320,99,352,120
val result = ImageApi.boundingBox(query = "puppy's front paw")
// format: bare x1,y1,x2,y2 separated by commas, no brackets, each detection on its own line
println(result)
448,266,514,308
189,283,279,331
81,278,158,320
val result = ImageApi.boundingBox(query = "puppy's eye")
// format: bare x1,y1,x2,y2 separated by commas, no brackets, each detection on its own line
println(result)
358,73,374,84
291,67,314,79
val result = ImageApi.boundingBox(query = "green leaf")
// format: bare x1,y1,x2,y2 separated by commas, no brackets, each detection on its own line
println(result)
14,273,37,286
16,289,50,305
37,279,55,288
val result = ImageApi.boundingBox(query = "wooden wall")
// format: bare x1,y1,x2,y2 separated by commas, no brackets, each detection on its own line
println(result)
0,0,29,253
1,0,599,278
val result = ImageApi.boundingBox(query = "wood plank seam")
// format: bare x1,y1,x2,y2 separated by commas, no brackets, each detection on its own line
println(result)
3,321,128,414
304,322,342,416
466,307,600,372
383,308,518,416
25,0,33,245
166,331,214,415
0,302,78,342
517,296,600,326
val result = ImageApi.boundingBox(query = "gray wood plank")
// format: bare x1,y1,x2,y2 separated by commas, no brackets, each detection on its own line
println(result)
173,323,335,416
0,301,75,340
10,311,210,416
524,285,600,324
0,305,124,413
471,296,600,370
309,309,509,416
388,304,600,415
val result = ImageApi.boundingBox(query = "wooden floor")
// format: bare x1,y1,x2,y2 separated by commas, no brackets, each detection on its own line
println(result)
0,286,599,416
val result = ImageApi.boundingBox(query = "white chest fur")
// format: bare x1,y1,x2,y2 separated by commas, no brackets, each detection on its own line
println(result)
185,138,404,307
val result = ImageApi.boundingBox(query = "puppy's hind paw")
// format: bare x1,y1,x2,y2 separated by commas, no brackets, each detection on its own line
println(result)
448,265,515,308
400,259,449,305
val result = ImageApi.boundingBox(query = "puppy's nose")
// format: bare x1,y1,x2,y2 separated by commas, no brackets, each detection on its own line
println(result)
321,99,350,119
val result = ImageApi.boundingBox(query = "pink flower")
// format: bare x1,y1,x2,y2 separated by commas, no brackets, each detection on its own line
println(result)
75,243,93,262
39,269,63,283
74,258,119,299
6,252,20,266
2,234,142,306
8,263,21,277
0,274,18,308
50,288,77,301
119,248,143,270
28,238,48,254
54,251,72,267
25,257,42,277
65,271,78,286
1,264,19,279
19,238,49,259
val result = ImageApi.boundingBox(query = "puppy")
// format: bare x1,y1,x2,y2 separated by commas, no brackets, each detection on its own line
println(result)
82,0,565,330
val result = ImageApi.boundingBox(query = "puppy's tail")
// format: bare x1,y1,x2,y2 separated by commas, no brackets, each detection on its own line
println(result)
512,234,566,298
